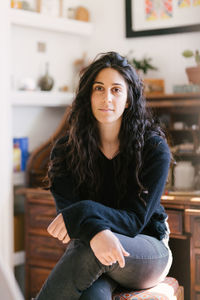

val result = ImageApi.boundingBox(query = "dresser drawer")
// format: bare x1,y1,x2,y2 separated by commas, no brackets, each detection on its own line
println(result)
27,203,57,230
28,235,65,262
166,209,183,235
28,265,52,299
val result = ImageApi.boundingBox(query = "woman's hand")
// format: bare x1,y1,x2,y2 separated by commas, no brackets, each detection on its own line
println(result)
90,229,130,268
47,213,70,244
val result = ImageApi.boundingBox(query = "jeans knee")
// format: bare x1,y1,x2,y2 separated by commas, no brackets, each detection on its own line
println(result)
73,240,97,264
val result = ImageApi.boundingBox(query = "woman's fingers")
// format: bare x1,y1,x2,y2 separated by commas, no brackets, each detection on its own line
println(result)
47,213,63,235
117,243,130,268
62,234,70,244
47,213,69,243
51,221,66,238
120,244,130,257
116,250,125,268
114,242,130,268
57,226,68,241
99,256,113,266
90,230,130,268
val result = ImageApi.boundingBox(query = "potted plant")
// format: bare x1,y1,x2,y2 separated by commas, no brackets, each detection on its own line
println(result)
126,51,158,75
182,50,200,85
126,52,164,95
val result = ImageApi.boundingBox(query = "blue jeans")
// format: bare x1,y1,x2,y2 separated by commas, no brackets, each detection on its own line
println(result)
35,233,172,300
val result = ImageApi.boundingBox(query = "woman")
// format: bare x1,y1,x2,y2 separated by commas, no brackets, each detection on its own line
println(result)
35,51,172,300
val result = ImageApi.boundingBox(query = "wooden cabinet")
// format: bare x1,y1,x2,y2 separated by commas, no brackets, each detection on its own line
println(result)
166,209,184,235
25,189,66,300
185,209,200,300
162,195,200,300
147,93,200,173
24,187,200,300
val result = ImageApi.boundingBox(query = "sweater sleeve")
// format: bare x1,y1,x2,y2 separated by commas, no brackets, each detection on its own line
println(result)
50,135,171,243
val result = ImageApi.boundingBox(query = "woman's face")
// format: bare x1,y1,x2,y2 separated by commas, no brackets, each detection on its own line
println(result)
91,68,128,125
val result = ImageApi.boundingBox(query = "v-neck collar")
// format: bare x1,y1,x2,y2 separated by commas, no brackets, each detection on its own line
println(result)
98,148,120,161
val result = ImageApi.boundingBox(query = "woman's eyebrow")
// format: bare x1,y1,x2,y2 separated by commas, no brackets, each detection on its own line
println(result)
93,81,104,85
93,81,124,86
112,83,124,86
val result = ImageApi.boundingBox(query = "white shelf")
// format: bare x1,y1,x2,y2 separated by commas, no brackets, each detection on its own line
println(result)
13,172,25,186
10,8,93,36
11,91,74,107
14,251,25,266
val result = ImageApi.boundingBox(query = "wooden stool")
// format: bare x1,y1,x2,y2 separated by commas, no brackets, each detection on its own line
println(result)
112,277,184,300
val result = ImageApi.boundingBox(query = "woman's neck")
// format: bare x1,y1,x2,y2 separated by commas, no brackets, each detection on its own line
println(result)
98,121,121,151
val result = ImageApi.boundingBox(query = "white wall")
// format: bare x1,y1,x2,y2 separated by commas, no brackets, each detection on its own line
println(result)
0,1,24,299
12,0,200,150
11,1,93,151
0,0,13,267
82,0,200,93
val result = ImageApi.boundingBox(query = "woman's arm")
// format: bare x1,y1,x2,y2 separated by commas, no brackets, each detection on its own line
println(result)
52,136,171,244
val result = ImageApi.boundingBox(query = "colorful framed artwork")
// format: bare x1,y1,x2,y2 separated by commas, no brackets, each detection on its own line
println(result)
125,0,200,37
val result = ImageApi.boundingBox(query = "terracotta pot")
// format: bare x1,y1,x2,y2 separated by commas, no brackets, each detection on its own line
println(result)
185,66,200,85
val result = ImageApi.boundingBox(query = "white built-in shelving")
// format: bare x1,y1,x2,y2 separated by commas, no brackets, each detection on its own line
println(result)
13,172,25,186
10,7,89,286
11,91,74,107
10,8,93,36
13,251,25,266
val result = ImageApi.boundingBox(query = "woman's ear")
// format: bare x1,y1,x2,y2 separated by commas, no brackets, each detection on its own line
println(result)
125,100,129,108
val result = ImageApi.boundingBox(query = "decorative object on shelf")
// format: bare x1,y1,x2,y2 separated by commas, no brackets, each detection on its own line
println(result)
18,77,37,91
60,0,77,19
143,78,165,96
126,52,164,96
18,0,37,11
67,7,76,19
13,142,21,172
174,161,195,190
39,0,60,17
173,121,185,130
11,0,35,11
173,83,200,93
171,142,194,154
182,49,200,84
13,137,29,172
10,7,93,36
126,51,158,75
58,85,69,92
38,62,54,91
21,1,32,11
11,0,22,9
75,6,90,22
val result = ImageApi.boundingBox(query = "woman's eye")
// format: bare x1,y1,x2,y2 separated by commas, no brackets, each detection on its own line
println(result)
113,87,121,93
94,86,103,91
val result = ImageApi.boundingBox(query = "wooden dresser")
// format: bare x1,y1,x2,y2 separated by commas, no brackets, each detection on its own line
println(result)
24,94,200,300
162,193,200,300
23,187,200,300
24,189,65,300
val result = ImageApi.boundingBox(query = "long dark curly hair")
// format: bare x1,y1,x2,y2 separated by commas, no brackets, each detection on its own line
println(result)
48,51,168,207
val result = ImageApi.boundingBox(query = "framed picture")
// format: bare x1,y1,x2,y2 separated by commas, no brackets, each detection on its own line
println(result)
125,0,200,37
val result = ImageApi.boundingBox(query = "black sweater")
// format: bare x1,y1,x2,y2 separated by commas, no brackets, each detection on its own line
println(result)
50,134,171,244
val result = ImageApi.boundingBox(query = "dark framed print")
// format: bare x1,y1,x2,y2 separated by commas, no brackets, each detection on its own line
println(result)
125,0,200,37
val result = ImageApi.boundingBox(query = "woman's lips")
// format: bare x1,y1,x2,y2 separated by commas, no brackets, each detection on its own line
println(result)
99,108,114,111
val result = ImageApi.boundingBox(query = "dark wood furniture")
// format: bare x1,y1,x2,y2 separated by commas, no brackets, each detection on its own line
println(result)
161,193,200,300
24,188,199,299
24,93,200,300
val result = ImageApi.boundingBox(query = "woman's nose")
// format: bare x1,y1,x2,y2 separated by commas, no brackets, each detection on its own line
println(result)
103,90,112,103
